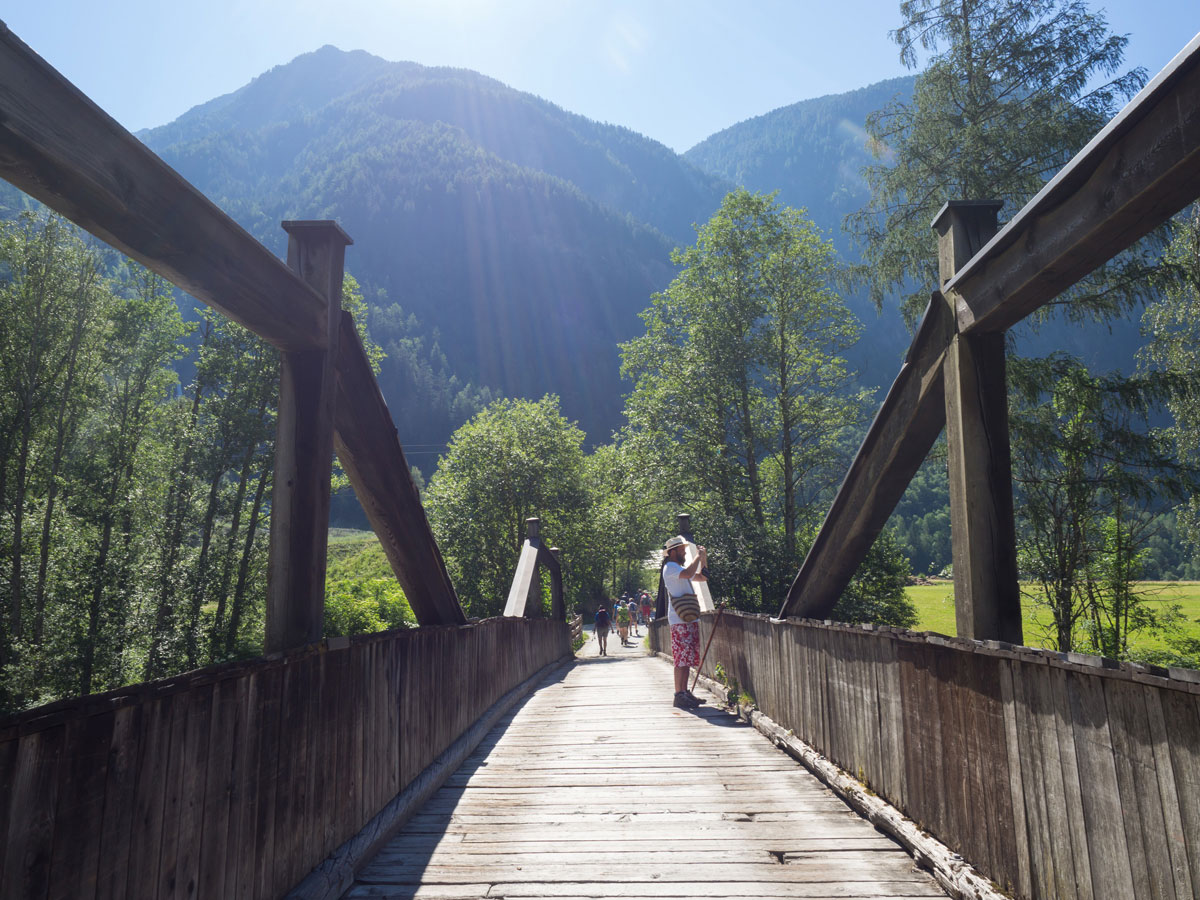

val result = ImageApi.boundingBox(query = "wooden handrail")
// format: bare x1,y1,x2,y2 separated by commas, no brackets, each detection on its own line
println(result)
0,23,465,627
951,31,1200,335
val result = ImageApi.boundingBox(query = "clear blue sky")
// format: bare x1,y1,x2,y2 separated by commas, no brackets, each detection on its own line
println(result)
4,1,1196,153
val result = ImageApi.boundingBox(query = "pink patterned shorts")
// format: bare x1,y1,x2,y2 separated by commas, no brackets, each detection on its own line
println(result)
671,622,700,668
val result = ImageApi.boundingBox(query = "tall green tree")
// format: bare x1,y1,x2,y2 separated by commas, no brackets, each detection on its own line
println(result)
848,0,1148,324
0,213,109,673
583,438,662,599
425,395,589,618
622,190,871,611
1009,354,1194,655
1142,204,1200,558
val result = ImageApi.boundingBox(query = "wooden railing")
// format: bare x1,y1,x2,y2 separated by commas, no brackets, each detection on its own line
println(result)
569,614,584,644
781,32,1200,640
0,618,567,900
0,24,576,900
652,613,1200,900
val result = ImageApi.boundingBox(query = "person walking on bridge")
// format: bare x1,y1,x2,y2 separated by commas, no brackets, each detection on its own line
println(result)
615,600,632,646
594,605,611,656
662,535,708,709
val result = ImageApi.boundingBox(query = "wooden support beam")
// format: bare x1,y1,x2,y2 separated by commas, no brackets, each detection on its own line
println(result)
951,33,1200,335
266,221,349,652
934,202,1022,644
0,26,468,629
332,314,466,627
503,519,563,619
778,298,954,620
0,24,328,352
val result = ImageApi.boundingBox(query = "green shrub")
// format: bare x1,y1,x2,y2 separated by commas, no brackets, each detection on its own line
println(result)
324,578,416,637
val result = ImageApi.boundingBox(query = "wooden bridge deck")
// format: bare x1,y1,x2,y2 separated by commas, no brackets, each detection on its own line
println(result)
344,631,946,899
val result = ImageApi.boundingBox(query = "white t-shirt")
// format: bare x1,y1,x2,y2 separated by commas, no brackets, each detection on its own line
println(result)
662,560,694,626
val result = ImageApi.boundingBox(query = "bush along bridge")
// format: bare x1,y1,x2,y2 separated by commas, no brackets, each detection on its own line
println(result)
1,20,1199,900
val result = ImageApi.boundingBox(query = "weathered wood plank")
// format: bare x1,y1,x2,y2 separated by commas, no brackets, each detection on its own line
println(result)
1143,686,1196,900
94,702,140,900
1,722,65,900
251,664,284,900
126,692,173,900
1066,668,1136,899
1104,678,1175,900
779,297,953,618
1161,688,1200,897
198,678,238,900
333,316,464,627
0,732,17,894
47,709,113,899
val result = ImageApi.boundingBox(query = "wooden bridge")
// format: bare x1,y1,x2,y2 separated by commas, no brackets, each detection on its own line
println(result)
1,21,1199,900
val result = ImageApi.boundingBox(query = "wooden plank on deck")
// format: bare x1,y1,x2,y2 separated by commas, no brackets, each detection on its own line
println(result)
345,639,945,899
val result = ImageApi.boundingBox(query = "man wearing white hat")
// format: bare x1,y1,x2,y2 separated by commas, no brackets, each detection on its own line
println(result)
661,535,708,709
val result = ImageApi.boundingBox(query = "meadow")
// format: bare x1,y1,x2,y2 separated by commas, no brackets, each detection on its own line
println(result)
906,580,1200,660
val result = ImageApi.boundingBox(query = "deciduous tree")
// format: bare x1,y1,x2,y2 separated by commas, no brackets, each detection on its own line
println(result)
622,190,870,611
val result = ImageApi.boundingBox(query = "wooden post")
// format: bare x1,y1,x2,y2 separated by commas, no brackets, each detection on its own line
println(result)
525,519,543,618
933,201,1023,644
266,220,352,653
549,547,564,621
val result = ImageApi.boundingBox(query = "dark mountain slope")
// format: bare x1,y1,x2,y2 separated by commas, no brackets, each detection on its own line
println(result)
147,46,729,247
139,47,711,441
686,76,915,255
686,78,919,385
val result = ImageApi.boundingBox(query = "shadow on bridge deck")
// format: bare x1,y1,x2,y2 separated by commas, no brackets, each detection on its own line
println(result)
342,631,945,899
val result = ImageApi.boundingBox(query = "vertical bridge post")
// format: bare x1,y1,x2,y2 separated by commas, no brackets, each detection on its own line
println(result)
504,517,564,619
934,201,1022,643
266,220,352,653
657,513,715,618
524,518,544,618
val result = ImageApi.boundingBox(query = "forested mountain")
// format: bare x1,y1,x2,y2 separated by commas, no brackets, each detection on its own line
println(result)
139,46,733,444
686,76,916,257
123,45,1148,449
684,74,1147,375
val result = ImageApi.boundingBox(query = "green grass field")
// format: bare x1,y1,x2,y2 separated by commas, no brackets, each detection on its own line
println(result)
906,580,1200,659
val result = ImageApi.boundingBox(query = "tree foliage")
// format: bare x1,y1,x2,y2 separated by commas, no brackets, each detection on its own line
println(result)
0,211,402,714
622,190,898,616
1142,205,1200,558
1009,354,1197,656
425,395,589,618
848,0,1147,324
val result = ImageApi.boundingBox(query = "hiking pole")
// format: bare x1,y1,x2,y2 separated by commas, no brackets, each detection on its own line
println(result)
692,601,726,694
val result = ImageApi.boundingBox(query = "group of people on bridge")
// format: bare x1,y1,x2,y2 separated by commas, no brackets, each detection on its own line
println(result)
592,534,710,710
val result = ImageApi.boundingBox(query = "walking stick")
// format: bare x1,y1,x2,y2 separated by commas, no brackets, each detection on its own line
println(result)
692,601,726,693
